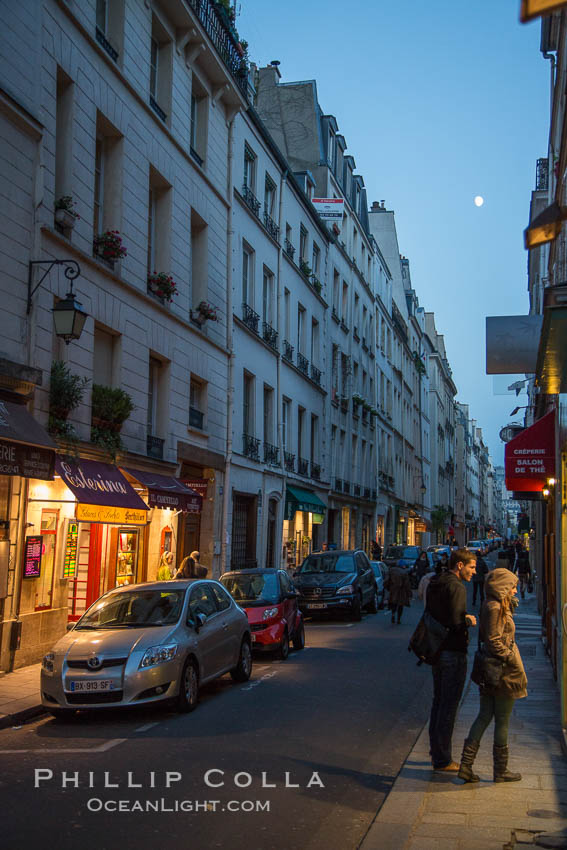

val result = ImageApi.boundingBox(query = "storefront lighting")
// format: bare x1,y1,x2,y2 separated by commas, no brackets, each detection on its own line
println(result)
543,488,550,497
548,478,556,486
28,258,88,343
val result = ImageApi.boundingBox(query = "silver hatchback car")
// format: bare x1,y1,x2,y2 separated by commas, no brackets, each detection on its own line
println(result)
41,579,252,718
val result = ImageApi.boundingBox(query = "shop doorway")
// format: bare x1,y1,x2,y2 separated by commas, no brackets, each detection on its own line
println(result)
178,512,201,568
266,498,277,569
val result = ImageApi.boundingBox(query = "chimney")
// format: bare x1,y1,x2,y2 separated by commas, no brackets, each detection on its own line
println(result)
259,62,281,89
371,200,386,212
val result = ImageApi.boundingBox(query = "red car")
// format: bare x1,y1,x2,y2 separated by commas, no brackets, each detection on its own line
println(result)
220,568,305,659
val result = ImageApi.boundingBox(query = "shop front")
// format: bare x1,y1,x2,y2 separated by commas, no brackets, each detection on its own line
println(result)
283,485,327,569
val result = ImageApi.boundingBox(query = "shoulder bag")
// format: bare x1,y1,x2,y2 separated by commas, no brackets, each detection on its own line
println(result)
471,631,505,689
408,611,449,666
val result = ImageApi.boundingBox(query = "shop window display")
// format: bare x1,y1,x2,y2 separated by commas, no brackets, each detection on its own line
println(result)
116,528,140,587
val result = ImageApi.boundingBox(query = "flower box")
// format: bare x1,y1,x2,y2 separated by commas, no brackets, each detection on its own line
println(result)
93,230,127,263
148,272,177,303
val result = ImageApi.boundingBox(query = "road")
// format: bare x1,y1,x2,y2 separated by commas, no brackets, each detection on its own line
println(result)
0,602,432,850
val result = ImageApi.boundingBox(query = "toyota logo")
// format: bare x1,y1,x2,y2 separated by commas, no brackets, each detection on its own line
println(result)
87,656,102,670
313,588,322,596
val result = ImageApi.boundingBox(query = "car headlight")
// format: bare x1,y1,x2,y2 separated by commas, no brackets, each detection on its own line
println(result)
42,652,55,673
139,644,177,669
262,607,279,620
336,585,354,595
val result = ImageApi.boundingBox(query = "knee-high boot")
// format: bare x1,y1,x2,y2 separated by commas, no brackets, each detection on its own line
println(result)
458,738,480,782
493,745,521,782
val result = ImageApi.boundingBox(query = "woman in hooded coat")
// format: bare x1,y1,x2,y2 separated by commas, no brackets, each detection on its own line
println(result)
458,568,528,783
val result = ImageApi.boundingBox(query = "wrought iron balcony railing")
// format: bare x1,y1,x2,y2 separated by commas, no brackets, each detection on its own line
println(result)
262,321,278,350
284,238,295,259
298,457,309,476
147,434,164,460
297,353,309,376
263,442,279,466
263,211,280,241
310,364,321,385
334,478,343,492
243,433,260,460
186,0,249,98
189,406,204,429
282,339,294,362
96,26,119,61
311,462,321,480
242,184,260,217
284,451,295,472
149,95,167,122
242,302,260,334
343,479,350,494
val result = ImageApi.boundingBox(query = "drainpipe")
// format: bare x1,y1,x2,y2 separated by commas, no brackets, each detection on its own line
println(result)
221,116,235,574
277,170,288,567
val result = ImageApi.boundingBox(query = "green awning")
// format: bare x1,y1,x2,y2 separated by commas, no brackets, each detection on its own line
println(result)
285,486,327,521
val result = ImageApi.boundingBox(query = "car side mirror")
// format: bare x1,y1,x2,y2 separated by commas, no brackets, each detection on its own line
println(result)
66,622,75,631
194,612,207,632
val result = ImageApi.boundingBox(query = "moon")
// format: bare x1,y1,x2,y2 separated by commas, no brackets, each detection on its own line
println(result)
474,195,484,207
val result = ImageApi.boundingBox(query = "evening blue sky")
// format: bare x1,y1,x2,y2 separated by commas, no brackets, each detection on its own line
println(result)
238,0,550,464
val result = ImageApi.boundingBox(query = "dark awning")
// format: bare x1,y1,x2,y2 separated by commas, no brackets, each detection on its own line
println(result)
56,457,148,510
0,400,56,480
123,468,202,513
285,485,327,520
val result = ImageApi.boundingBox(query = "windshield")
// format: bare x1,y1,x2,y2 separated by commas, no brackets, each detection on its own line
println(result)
385,546,404,559
298,554,354,574
221,573,279,604
76,589,185,629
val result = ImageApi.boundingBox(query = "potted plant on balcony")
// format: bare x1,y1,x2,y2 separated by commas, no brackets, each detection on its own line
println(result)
48,360,89,445
93,230,127,265
148,271,178,303
191,301,218,327
54,196,80,229
352,393,364,407
299,259,311,278
91,383,134,460
311,275,322,295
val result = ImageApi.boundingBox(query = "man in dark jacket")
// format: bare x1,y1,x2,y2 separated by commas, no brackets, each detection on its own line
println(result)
425,548,477,772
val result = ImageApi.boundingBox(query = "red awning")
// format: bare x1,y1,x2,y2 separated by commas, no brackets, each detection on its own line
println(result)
122,468,202,513
505,410,556,493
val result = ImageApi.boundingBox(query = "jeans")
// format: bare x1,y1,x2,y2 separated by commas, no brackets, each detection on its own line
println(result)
429,650,467,768
472,581,485,605
468,694,515,747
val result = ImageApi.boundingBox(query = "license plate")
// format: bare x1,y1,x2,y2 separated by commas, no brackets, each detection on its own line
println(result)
251,634,257,642
69,680,114,692
307,603,327,609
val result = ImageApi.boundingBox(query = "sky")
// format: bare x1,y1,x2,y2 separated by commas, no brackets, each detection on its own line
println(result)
237,0,550,465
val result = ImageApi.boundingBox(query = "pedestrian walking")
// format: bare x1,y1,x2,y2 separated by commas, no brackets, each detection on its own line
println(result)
417,561,443,607
425,548,477,772
414,552,430,585
516,551,532,598
458,568,527,783
472,550,489,606
496,550,513,572
386,561,412,624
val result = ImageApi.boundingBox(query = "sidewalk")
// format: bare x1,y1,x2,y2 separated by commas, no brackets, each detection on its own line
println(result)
361,595,567,850
0,662,42,729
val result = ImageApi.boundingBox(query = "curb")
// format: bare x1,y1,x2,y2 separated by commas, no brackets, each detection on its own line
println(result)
0,704,46,730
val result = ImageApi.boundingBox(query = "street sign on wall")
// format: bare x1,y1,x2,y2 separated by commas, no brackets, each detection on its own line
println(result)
505,410,555,492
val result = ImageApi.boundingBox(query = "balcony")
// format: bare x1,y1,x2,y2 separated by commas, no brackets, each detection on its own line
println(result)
354,484,361,497
185,0,249,98
189,406,204,429
95,26,118,61
282,339,294,362
243,433,260,460
298,457,309,476
284,451,295,472
147,434,164,460
242,184,260,217
310,364,321,385
242,302,260,334
263,442,279,466
343,480,350,494
311,462,321,480
331,306,340,324
334,478,343,492
284,238,295,260
149,95,167,122
297,353,309,376
263,210,280,241
262,321,278,351
364,487,371,499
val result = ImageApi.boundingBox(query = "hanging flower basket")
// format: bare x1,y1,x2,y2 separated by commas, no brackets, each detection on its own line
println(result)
93,230,127,262
148,272,178,303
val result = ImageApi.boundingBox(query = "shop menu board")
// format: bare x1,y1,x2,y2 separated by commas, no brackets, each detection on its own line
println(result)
63,521,79,578
24,535,42,579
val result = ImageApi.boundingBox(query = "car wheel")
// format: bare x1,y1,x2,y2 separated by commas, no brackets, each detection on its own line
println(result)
278,629,290,660
367,586,379,614
231,638,252,682
292,622,305,651
351,593,363,621
177,657,199,713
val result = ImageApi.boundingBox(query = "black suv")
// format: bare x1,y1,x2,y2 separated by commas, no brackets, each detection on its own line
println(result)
293,550,378,621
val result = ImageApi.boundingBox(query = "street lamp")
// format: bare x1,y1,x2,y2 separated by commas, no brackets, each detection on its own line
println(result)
27,258,88,344
524,202,567,250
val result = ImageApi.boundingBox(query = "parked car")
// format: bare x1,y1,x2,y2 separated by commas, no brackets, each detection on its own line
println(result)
383,545,421,570
220,568,304,659
467,540,485,556
369,561,387,608
40,579,252,719
294,549,378,620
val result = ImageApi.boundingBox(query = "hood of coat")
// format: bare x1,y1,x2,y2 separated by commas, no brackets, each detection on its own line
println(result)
485,567,518,602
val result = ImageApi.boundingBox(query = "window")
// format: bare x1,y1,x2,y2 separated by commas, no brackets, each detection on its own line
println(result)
262,267,274,325
35,509,59,610
333,269,340,311
190,73,208,165
282,398,291,449
297,305,306,354
188,585,218,621
149,16,172,121
328,130,336,170
285,222,292,246
342,282,349,323
190,207,208,308
93,325,118,386
242,242,254,307
95,0,123,60
310,415,319,464
93,112,123,242
263,385,274,445
354,293,360,333
190,377,206,430
93,137,103,235
331,345,339,391
312,243,320,276
147,168,172,281
283,288,290,340
298,407,305,460
311,319,319,366
147,357,162,435
244,144,256,191
211,584,231,611
243,372,254,435
55,68,74,222
299,225,308,262
264,174,276,217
